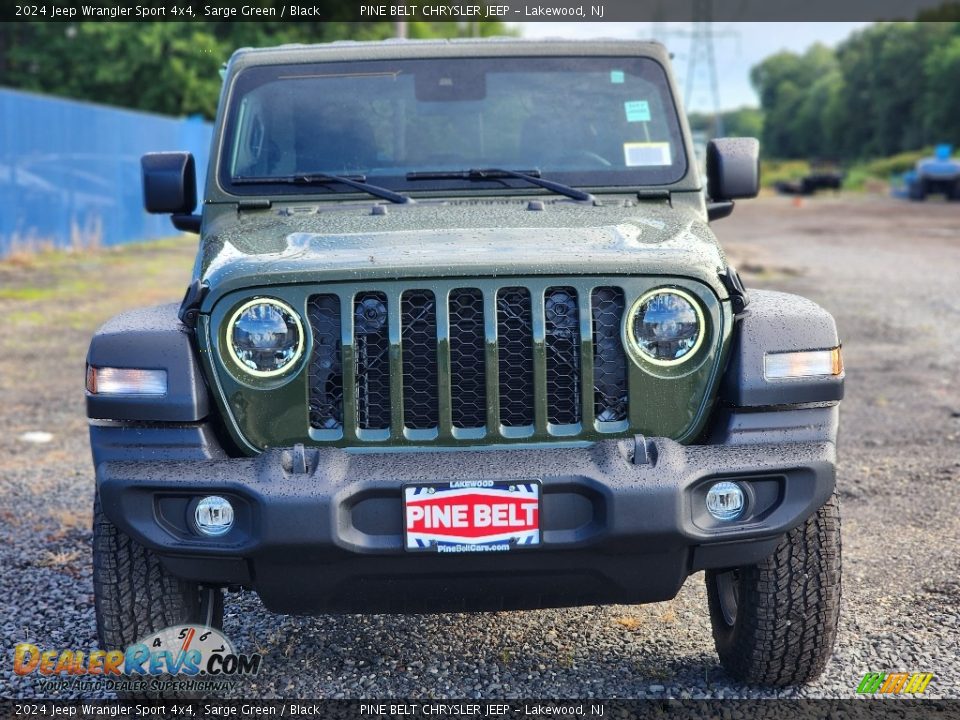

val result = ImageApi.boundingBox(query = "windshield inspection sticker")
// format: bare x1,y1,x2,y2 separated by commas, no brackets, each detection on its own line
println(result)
625,100,651,122
610,70,625,84
624,142,672,167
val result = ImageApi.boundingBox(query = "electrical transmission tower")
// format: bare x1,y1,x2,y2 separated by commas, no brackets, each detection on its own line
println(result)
685,4,723,136
651,3,738,138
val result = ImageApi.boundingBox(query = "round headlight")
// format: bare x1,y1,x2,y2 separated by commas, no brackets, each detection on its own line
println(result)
226,298,304,377
626,288,705,366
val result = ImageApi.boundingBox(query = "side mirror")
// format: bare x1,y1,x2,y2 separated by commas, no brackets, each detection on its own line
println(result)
141,152,201,232
706,138,760,221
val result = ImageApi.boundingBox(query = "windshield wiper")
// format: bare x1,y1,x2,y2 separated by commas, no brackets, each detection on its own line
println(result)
233,172,411,204
405,168,594,202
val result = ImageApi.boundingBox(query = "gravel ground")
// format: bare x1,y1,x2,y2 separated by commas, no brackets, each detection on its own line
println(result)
1,196,958,700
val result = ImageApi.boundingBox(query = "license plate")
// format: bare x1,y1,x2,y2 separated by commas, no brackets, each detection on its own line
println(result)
403,481,541,553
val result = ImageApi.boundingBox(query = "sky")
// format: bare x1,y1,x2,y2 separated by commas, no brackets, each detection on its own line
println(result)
511,22,871,111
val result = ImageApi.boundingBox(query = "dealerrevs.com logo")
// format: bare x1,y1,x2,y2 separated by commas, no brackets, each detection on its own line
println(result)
856,672,935,694
13,624,261,693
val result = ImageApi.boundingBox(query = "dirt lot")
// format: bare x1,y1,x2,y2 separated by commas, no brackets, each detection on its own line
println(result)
1,196,958,699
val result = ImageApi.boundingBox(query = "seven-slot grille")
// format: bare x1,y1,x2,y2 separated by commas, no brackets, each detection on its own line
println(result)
308,284,629,439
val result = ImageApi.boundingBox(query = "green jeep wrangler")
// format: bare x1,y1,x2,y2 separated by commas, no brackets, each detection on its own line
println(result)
87,39,844,686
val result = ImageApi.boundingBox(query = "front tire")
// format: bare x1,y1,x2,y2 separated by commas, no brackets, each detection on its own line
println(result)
705,492,842,686
92,496,223,652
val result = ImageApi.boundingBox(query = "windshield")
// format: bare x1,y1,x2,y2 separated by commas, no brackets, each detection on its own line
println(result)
220,55,687,195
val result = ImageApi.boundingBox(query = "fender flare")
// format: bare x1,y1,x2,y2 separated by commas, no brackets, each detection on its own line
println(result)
86,303,210,422
720,290,844,407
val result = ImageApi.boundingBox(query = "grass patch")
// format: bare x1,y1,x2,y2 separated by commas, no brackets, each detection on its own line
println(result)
0,235,196,336
763,147,942,193
36,548,83,568
659,608,677,623
858,148,932,177
0,276,106,301
843,148,932,191
9,310,47,327
614,615,644,630
0,287,55,301
634,661,674,681
760,159,811,188
1,235,192,270
48,508,92,540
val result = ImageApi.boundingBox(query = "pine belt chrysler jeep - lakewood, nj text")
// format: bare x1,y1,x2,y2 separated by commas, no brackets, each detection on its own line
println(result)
87,39,844,687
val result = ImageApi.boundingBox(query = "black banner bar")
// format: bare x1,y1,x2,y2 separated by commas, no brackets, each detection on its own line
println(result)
2,0,958,23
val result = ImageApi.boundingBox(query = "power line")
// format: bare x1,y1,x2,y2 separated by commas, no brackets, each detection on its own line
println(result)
650,8,739,137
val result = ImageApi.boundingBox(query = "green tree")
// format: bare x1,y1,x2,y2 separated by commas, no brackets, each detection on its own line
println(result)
922,28,960,147
722,106,764,139
749,22,958,160
687,107,763,140
831,23,951,158
0,23,226,117
0,18,512,118
792,70,843,159
749,44,837,158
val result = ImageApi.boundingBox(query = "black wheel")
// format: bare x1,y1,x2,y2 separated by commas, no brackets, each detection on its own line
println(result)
949,179,960,201
705,492,842,686
92,496,224,652
908,179,927,201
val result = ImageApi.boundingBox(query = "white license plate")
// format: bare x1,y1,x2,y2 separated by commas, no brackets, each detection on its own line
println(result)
403,481,541,553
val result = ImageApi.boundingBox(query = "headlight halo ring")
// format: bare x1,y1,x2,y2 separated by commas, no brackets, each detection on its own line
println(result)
225,296,305,378
623,286,706,368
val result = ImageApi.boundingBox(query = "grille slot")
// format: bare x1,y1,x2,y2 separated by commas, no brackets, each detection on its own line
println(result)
401,290,439,429
354,291,391,430
448,288,487,429
496,287,535,427
591,287,628,423
544,287,581,425
307,295,343,430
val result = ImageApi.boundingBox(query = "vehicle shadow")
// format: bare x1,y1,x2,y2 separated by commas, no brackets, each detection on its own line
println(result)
218,586,777,700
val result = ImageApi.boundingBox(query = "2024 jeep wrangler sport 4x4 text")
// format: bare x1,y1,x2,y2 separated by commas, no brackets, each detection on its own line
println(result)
87,39,844,687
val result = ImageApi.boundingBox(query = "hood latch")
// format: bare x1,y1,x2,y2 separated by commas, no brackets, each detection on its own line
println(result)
719,266,750,315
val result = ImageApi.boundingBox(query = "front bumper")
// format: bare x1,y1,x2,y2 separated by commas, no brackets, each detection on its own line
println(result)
93,407,837,614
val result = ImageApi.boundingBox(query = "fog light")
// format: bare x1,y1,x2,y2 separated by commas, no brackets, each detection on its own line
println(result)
194,496,234,537
705,481,745,521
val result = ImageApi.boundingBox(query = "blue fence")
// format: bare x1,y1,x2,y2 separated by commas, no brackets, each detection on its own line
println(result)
0,88,212,258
